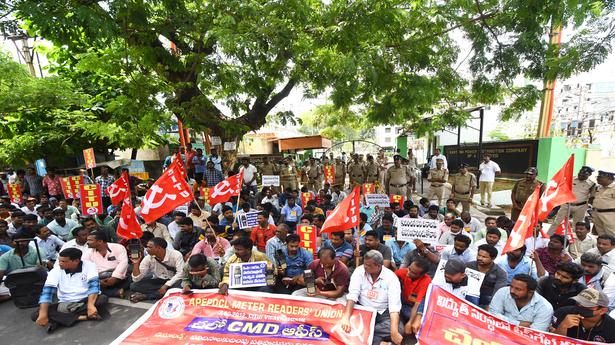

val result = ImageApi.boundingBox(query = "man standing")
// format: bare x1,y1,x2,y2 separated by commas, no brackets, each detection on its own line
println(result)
306,157,322,192
333,157,346,190
184,143,197,179
591,170,615,237
239,157,258,195
34,248,107,333
450,163,477,213
386,155,411,197
478,154,500,208
207,148,222,172
466,244,508,308
340,250,403,345
549,166,595,234
280,157,299,191
377,150,388,190
427,158,448,206
347,154,365,188
511,167,542,221
95,167,116,209
429,148,447,169
192,148,207,184
42,169,64,200
130,237,184,302
364,154,380,185
489,274,553,331
204,160,224,187
23,167,44,198
406,149,419,195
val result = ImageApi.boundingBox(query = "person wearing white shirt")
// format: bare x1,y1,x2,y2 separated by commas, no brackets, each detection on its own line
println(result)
460,212,482,237
167,211,186,241
207,148,223,172
340,250,403,345
261,189,280,210
578,252,615,311
439,219,473,246
60,226,89,254
578,235,615,271
472,228,504,256
35,225,65,262
428,148,448,169
568,222,597,260
239,157,258,194
47,209,78,242
478,154,501,207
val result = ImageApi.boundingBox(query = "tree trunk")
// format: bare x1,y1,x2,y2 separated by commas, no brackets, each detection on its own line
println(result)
131,148,138,160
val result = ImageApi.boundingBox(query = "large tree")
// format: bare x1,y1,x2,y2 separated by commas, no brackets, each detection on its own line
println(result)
3,0,614,147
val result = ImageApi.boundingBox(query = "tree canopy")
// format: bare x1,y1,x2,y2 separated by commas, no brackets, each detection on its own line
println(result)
1,0,614,147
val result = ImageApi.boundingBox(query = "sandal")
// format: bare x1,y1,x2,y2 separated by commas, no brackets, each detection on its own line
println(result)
130,292,146,303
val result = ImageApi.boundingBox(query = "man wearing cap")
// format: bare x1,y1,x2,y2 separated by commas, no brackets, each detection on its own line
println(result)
427,158,449,206
406,149,419,195
333,157,346,189
450,163,477,213
590,170,615,237
549,166,596,234
386,155,412,197
552,288,615,342
364,154,380,185
305,157,322,192
511,167,543,221
347,154,365,188
280,157,298,191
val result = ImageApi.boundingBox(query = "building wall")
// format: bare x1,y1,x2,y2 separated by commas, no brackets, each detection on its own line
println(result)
374,125,403,148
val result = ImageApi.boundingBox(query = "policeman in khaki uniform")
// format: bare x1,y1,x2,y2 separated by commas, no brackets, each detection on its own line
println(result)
427,158,449,206
333,157,346,189
511,167,543,221
306,157,322,192
450,163,477,213
549,166,595,234
591,170,615,237
386,155,412,196
280,157,299,191
364,154,380,184
347,154,365,187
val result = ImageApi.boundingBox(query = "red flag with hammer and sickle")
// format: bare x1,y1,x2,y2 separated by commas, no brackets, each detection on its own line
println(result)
106,171,130,206
536,155,576,221
320,186,361,234
140,162,194,223
117,196,143,239
208,172,243,206
502,185,541,255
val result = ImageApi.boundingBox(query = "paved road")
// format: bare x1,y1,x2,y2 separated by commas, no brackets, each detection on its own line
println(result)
0,298,149,345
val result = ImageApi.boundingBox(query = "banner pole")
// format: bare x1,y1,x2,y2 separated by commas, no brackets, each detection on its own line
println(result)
564,203,571,249
354,226,361,268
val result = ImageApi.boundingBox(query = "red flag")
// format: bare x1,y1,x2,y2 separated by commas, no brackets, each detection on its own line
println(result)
140,163,194,223
320,186,361,234
502,185,541,254
106,171,130,206
536,155,576,221
554,218,575,244
207,172,243,206
117,196,143,239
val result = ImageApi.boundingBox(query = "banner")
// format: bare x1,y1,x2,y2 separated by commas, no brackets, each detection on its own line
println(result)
261,175,280,187
229,262,268,288
141,161,194,223
396,218,439,243
69,175,84,199
60,177,73,199
199,187,210,204
364,194,390,208
107,171,130,206
223,141,236,151
324,165,335,184
83,148,96,169
7,183,22,204
418,286,596,345
362,183,375,195
80,184,104,215
297,225,317,258
389,194,404,206
300,192,313,209
211,136,222,146
236,211,259,229
111,289,376,345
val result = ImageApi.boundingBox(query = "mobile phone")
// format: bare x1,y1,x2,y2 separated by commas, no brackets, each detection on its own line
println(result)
129,240,141,260
275,249,287,270
304,269,316,294
266,265,276,286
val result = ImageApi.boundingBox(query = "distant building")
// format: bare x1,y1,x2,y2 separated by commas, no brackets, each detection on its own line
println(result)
374,125,403,148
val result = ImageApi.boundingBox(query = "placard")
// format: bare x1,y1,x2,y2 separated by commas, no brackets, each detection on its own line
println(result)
362,183,375,195
7,183,22,204
396,218,439,243
389,194,404,206
324,165,335,184
211,136,222,146
223,141,236,151
236,211,259,229
80,184,104,215
364,194,390,208
297,225,317,258
229,261,267,288
83,148,96,169
261,175,280,186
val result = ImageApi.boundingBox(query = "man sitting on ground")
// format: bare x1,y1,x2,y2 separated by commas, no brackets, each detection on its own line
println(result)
130,237,184,302
82,231,129,298
439,219,473,246
440,234,475,263
292,248,349,303
395,257,432,336
466,244,508,309
218,237,273,295
274,234,313,294
537,261,585,310
34,248,107,333
359,230,393,269
181,253,221,292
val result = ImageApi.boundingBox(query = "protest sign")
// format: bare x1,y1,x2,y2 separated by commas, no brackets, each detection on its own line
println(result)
324,165,335,184
7,184,22,204
362,183,375,195
389,194,404,206
111,289,376,345
236,211,259,229
211,136,222,146
229,262,268,288
396,218,439,243
418,285,597,345
69,175,83,198
300,192,313,209
261,175,280,186
83,148,96,169
364,194,390,208
80,184,104,215
60,177,73,199
223,141,236,151
297,225,317,258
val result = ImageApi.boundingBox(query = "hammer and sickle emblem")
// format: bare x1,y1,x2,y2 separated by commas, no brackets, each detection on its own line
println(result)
211,180,233,198
141,185,177,215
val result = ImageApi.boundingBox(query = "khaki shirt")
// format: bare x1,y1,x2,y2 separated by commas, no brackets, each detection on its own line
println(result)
513,179,542,204
365,162,380,180
348,162,365,179
427,168,449,186
307,164,322,180
571,177,594,203
406,156,418,170
451,172,477,194
592,182,615,210
387,165,411,185
334,163,346,180
260,163,278,176
377,156,388,171
279,164,295,179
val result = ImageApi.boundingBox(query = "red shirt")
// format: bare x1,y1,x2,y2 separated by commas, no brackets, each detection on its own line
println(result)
395,268,432,305
42,175,63,196
308,259,350,291
185,150,196,169
250,224,276,252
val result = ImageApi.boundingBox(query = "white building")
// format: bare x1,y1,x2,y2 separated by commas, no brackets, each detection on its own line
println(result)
374,125,403,148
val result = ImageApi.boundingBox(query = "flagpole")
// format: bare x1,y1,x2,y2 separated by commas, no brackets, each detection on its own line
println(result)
564,203,571,249
354,226,360,268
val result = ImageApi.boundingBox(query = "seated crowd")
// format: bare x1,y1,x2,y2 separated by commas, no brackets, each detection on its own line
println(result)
0,176,615,344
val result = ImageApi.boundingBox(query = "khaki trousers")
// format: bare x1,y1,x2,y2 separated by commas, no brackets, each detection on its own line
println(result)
479,181,494,206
